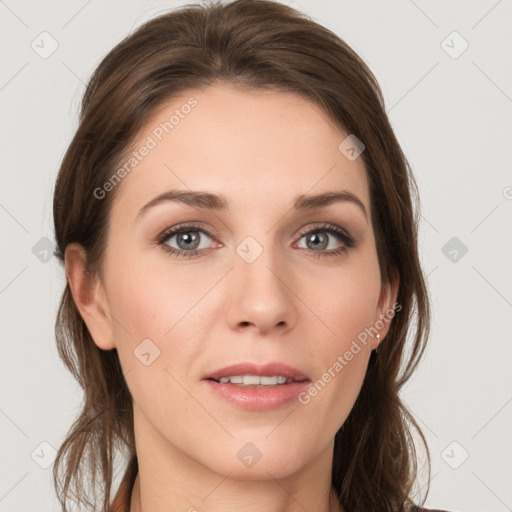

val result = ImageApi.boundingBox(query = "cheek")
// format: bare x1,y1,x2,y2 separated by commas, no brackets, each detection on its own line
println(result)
107,263,206,427
305,250,381,348
309,284,376,385
105,248,211,345
104,250,220,398
295,254,380,434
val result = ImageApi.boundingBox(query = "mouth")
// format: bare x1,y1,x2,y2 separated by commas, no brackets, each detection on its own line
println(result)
202,362,310,410
209,375,300,386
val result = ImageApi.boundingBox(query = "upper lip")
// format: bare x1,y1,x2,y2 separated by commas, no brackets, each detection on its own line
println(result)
203,362,310,382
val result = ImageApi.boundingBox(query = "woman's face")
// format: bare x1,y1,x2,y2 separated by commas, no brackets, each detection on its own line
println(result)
78,84,396,480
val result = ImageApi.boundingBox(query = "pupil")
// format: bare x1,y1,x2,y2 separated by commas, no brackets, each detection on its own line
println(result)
308,233,327,250
178,231,199,250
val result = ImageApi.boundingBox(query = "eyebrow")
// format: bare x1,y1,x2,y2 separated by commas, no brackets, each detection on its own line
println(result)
136,189,368,220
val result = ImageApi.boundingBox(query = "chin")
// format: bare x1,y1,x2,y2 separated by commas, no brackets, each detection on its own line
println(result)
192,433,320,481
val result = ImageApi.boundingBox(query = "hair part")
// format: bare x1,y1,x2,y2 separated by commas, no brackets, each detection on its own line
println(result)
52,1,431,511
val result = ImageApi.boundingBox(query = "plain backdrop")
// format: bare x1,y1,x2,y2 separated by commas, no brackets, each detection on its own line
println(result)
1,1,511,511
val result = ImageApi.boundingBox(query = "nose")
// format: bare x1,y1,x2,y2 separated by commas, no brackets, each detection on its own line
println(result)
225,244,297,336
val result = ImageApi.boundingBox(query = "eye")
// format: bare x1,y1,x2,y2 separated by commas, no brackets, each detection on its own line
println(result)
157,223,217,258
156,222,355,259
295,223,355,257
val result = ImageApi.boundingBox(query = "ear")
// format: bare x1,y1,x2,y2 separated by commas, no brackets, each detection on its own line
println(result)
373,267,400,349
65,243,116,351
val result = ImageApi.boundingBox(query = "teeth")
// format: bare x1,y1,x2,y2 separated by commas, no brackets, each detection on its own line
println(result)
244,375,261,385
217,375,293,386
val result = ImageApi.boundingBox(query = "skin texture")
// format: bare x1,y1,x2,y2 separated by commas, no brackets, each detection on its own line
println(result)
66,84,398,512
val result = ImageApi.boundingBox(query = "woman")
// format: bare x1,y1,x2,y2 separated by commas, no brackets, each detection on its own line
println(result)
52,1,448,511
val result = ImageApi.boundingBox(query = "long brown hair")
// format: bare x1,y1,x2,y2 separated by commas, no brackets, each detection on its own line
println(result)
52,1,431,511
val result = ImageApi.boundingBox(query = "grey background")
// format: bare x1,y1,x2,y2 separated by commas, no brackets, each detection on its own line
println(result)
1,1,511,511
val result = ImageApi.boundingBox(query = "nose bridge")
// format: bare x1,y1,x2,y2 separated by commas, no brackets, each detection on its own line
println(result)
226,235,296,333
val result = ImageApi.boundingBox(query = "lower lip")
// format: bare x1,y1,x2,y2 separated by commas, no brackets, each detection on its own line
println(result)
203,379,310,410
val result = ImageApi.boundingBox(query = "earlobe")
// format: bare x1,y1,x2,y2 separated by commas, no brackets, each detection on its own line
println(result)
65,243,116,351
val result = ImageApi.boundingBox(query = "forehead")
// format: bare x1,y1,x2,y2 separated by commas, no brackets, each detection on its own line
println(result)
110,84,369,219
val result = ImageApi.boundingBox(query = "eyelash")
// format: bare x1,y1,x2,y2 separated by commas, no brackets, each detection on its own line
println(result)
156,222,356,259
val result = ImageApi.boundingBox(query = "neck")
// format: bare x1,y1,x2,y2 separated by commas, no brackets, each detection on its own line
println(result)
130,472,343,512
129,408,343,512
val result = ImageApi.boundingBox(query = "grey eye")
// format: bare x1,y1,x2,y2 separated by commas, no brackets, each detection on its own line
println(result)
297,231,342,251
165,230,212,251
